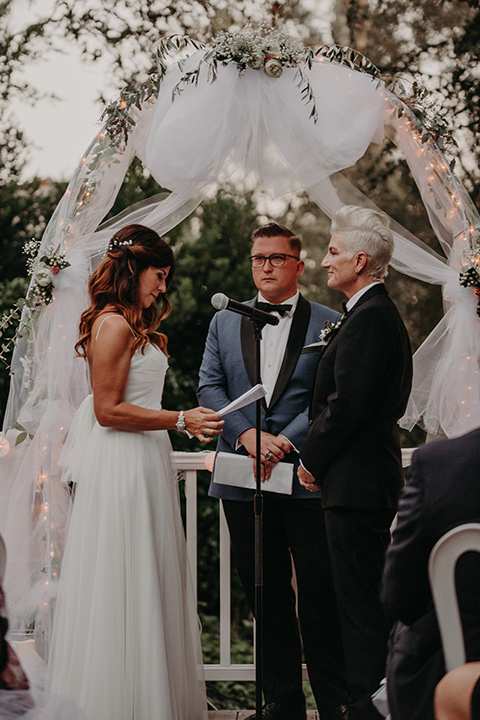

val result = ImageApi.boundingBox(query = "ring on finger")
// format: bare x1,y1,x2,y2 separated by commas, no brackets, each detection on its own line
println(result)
265,450,273,461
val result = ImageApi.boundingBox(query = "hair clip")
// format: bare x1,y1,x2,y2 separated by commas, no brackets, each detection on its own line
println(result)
108,237,133,252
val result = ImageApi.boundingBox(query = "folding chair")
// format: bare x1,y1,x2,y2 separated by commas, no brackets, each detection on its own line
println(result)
428,523,480,672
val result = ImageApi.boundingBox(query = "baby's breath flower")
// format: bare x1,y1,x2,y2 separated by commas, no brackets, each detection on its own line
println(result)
0,240,71,370
211,25,301,74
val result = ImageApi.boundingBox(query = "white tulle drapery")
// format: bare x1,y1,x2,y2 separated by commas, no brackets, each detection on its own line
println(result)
383,93,480,437
0,46,478,640
144,56,385,195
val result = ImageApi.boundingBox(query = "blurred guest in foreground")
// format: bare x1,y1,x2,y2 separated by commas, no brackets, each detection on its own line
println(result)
382,426,480,720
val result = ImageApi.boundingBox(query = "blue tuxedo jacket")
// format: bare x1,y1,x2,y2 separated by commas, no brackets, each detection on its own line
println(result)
197,294,339,500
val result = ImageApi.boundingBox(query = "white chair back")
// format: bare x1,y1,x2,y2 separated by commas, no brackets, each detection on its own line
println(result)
428,522,480,672
0,533,6,584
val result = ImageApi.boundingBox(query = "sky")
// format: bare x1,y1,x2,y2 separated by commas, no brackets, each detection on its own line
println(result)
9,0,112,182
11,0,128,181
13,46,111,181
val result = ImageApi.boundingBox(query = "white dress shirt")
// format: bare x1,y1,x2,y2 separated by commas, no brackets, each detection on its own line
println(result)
258,291,299,406
236,292,299,453
345,281,382,312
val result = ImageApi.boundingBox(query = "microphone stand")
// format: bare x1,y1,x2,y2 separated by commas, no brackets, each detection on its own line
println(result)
209,292,278,718
252,317,266,720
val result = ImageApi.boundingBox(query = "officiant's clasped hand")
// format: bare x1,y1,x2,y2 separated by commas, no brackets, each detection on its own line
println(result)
239,428,291,481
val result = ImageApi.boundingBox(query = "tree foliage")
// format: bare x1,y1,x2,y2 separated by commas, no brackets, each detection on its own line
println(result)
343,0,480,203
0,176,66,419
49,0,316,100
163,188,258,444
2,0,478,196
0,1,67,413
34,0,478,200
0,0,60,179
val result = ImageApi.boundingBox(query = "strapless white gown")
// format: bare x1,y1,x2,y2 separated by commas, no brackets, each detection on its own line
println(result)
48,344,207,720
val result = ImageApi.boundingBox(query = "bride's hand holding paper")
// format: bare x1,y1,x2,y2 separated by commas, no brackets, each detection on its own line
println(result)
185,407,224,442
186,384,266,442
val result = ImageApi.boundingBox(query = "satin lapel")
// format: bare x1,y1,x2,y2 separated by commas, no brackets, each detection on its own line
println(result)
320,285,388,347
269,295,311,410
240,299,257,389
352,283,388,310
337,284,388,328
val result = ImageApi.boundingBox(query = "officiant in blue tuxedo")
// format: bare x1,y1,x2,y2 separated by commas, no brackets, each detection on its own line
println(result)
198,223,350,720
298,206,412,720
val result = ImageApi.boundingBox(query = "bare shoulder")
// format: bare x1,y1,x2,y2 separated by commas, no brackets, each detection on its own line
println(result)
89,313,134,362
93,312,131,336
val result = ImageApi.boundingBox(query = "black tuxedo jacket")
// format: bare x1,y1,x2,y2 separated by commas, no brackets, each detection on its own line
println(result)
300,283,412,510
381,427,480,720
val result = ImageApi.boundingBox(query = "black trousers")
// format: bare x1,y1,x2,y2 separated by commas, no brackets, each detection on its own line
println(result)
223,495,350,712
324,507,395,712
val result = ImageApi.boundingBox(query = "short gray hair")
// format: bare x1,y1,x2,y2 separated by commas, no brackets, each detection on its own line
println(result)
331,205,394,280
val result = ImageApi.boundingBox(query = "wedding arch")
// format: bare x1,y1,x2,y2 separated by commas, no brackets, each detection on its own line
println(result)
1,26,479,639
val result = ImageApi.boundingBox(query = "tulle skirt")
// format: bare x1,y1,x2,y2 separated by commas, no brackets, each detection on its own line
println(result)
48,407,207,720
0,689,85,720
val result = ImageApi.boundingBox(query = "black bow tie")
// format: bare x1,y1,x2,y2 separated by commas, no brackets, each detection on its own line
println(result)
256,302,293,317
342,302,349,313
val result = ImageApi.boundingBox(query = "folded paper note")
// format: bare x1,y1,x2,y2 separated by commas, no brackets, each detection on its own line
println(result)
213,452,294,495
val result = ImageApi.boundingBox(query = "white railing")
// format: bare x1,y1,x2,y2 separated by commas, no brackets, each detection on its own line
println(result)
173,451,254,680
172,448,416,682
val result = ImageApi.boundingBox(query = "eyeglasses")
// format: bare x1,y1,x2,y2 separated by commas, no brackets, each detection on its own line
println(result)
249,253,300,268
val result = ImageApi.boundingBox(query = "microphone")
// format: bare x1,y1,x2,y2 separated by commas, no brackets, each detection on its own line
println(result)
211,293,279,326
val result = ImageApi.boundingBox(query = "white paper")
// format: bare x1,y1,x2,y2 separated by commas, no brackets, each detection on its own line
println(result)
213,452,294,495
219,383,268,416
185,385,267,440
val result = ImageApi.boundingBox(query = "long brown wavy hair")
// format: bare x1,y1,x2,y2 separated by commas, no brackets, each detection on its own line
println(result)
75,224,175,357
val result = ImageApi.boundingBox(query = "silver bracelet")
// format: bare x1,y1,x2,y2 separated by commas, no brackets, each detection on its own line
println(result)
176,410,186,433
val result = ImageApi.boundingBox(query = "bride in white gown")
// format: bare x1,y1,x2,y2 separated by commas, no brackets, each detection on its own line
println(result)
47,224,223,720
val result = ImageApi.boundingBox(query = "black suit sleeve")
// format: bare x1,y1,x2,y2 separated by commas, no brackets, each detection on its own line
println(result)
301,304,395,479
381,451,432,625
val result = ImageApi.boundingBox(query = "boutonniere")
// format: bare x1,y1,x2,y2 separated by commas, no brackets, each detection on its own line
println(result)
319,312,348,344
301,312,348,355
